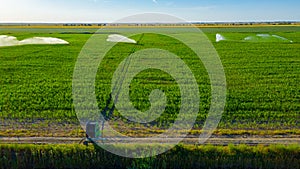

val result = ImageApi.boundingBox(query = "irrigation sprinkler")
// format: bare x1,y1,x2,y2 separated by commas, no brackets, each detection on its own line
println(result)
79,35,145,147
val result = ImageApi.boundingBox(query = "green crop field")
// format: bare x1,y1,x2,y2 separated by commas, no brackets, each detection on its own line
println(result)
0,25,299,169
0,26,299,137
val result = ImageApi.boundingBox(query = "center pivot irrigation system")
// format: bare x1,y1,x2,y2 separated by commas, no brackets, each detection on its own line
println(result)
80,34,145,146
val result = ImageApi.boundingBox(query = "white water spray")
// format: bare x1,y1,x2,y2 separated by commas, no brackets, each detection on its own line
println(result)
216,33,226,42
0,35,69,47
107,34,137,44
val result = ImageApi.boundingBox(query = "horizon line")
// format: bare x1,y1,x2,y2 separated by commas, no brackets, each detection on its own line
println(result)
0,21,299,24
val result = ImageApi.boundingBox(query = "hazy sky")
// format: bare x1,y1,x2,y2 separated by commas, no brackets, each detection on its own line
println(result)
0,0,299,23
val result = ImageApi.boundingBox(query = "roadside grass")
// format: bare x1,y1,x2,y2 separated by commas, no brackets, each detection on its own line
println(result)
0,144,299,169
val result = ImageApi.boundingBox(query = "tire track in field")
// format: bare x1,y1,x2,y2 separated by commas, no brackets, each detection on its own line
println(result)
102,34,144,120
99,34,145,134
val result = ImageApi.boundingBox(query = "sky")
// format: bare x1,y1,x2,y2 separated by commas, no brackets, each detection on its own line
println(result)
0,0,299,23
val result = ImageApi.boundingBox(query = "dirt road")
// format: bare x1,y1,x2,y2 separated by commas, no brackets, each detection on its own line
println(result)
1,135,299,146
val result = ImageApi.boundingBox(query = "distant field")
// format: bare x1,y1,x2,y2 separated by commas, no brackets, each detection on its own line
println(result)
0,26,299,137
